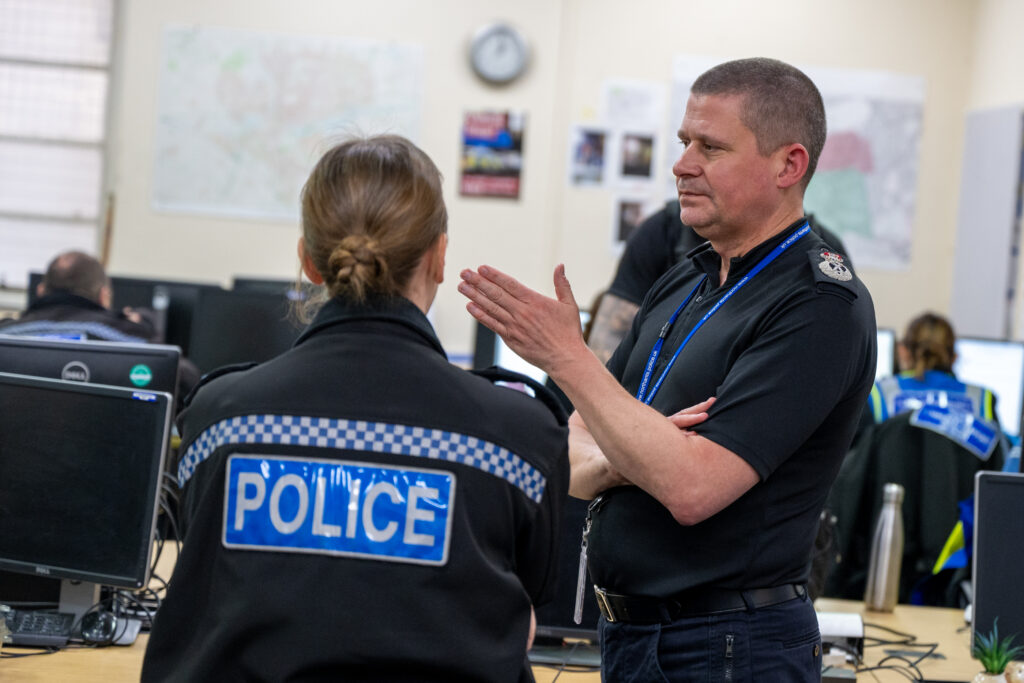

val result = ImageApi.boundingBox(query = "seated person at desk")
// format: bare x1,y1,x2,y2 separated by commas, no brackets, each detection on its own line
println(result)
141,136,570,682
869,312,998,432
0,250,200,408
0,250,157,343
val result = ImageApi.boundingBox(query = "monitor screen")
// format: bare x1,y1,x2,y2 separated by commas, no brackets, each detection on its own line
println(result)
972,471,1024,652
187,288,305,374
953,337,1024,438
876,328,896,380
0,336,180,407
0,372,171,589
473,312,592,385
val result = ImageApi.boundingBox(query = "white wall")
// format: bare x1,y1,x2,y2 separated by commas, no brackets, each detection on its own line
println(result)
105,0,982,355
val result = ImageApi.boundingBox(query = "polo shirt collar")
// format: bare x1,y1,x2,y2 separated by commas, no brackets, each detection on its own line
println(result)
295,294,447,359
688,217,810,285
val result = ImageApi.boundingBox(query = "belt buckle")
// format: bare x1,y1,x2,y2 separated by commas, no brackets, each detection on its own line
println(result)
593,586,616,623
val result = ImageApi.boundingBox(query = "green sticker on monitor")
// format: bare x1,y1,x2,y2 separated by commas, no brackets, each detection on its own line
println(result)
129,364,153,387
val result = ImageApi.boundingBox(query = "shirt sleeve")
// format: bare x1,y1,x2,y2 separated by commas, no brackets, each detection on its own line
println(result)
692,291,876,479
608,205,679,305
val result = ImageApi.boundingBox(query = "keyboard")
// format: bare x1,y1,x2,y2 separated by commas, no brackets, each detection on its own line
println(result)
2,608,74,647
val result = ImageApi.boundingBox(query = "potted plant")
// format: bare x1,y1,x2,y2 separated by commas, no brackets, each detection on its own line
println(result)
973,618,1024,682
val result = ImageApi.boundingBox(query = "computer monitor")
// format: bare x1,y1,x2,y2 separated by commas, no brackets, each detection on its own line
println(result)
0,372,171,622
0,336,181,408
472,312,592,385
876,328,896,380
953,337,1024,438
531,497,601,646
972,471,1024,651
108,276,222,355
187,288,305,374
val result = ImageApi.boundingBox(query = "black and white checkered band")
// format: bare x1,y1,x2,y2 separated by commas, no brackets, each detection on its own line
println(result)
0,321,147,343
177,414,547,503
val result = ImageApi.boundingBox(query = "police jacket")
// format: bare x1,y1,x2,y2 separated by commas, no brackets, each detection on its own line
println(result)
141,295,570,683
869,370,996,424
0,291,155,342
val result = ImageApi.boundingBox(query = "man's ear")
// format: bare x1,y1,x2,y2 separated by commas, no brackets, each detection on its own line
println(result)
98,284,113,309
297,237,324,285
776,143,810,190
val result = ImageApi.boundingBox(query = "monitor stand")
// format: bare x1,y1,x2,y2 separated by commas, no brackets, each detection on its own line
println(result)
58,579,143,646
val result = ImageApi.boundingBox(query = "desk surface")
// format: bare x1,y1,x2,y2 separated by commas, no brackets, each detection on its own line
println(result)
2,548,977,683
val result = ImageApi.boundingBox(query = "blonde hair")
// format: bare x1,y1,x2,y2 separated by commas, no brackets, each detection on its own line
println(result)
902,312,956,379
300,135,447,307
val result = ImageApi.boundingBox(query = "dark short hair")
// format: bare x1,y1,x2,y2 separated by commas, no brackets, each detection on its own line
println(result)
41,251,109,303
692,57,826,188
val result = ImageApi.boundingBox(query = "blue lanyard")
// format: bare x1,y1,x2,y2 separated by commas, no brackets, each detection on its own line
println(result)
635,223,811,405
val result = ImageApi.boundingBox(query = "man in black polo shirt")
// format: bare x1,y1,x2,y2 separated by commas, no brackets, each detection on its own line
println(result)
459,57,876,681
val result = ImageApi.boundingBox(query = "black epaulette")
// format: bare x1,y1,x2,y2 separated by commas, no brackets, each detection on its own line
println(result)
181,362,258,410
471,366,569,426
808,247,859,303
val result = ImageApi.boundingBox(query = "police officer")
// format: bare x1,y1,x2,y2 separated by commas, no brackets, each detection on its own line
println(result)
871,312,997,423
142,136,569,682
1,251,156,343
460,58,876,681
587,201,850,365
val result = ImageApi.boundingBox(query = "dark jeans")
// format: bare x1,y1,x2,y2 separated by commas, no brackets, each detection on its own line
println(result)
598,594,821,682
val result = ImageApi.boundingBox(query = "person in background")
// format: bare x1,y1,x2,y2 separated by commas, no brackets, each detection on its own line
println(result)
588,200,850,364
0,250,199,407
142,135,569,683
0,251,156,343
459,57,875,682
870,312,997,425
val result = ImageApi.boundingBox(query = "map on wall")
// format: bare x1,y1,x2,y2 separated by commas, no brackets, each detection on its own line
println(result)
153,26,423,221
669,56,924,270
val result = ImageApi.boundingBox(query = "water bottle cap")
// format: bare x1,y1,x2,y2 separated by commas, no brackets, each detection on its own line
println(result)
882,482,905,503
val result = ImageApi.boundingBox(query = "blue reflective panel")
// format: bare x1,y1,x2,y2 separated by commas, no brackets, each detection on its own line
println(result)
223,455,455,566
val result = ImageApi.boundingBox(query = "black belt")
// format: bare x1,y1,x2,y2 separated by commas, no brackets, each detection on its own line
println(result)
593,583,807,624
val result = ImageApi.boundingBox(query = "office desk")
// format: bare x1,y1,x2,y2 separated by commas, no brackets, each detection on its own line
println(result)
1,559,977,683
816,598,979,682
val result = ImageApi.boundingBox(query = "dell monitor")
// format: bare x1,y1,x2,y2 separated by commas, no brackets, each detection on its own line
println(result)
0,336,181,408
0,372,171,636
953,337,1024,438
187,288,305,374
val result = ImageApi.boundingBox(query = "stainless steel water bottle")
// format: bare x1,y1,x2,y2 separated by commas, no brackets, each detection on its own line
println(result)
864,482,905,612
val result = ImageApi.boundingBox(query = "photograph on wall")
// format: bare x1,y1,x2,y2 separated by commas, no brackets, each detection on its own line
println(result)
568,126,607,185
616,198,645,243
459,110,525,199
621,133,654,178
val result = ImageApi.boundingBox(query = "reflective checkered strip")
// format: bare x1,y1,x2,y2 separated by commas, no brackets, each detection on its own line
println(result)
177,415,547,503
0,321,147,343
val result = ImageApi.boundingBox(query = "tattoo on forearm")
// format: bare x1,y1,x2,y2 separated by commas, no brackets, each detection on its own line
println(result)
587,294,640,365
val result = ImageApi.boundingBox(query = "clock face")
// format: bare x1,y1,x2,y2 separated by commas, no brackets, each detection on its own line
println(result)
470,23,528,84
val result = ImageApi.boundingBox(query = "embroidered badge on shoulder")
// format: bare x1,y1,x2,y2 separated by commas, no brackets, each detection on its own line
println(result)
818,250,852,282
